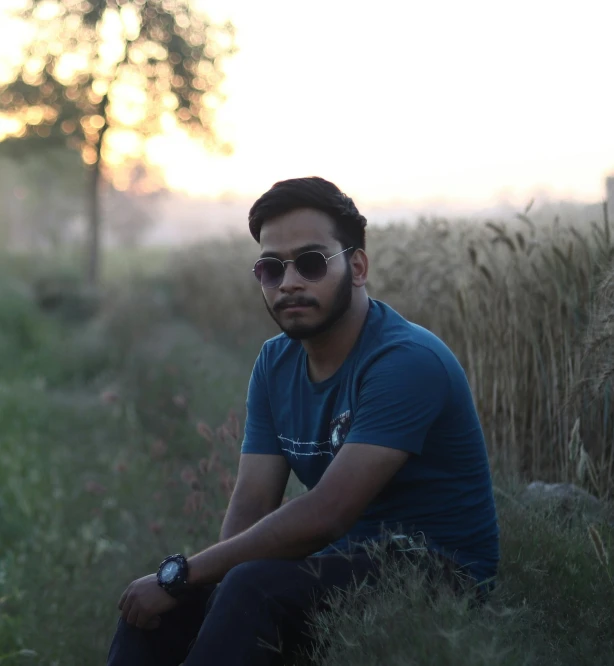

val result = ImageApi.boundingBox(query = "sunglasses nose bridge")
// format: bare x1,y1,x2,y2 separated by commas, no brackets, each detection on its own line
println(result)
277,258,304,289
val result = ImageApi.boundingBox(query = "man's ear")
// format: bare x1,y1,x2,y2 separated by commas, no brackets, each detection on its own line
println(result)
351,249,368,288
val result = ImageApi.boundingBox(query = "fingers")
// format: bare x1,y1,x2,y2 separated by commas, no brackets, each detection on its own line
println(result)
122,599,159,631
144,615,161,631
135,611,159,630
118,583,131,610
120,592,132,621
126,602,141,628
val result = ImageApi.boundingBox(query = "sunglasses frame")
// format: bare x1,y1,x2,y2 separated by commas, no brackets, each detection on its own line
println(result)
253,247,354,289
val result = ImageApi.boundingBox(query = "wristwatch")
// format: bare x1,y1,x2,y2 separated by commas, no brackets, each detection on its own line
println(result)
156,553,191,598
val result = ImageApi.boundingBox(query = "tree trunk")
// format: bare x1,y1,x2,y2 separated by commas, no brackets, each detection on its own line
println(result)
85,96,108,286
86,157,101,285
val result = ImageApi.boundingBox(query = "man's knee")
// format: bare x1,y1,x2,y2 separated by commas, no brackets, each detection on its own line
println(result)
107,616,144,666
219,559,283,594
215,559,316,612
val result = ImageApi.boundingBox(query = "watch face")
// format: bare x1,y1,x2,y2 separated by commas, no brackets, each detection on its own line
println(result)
160,560,179,583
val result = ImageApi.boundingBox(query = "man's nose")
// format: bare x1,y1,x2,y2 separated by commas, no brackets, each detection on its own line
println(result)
278,262,304,292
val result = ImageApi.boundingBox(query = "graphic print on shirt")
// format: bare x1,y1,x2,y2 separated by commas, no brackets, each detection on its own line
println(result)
277,434,333,459
278,410,352,459
329,410,352,456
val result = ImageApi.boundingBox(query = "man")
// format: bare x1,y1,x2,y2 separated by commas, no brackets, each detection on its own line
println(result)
107,177,499,666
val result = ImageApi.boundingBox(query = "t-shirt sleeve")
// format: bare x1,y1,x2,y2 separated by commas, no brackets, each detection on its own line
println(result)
240,344,280,455
345,344,450,455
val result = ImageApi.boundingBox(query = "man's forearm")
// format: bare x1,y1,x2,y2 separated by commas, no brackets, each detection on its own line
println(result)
187,489,342,587
219,502,268,542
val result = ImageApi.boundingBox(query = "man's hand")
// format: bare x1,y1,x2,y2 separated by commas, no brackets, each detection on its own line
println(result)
118,573,179,629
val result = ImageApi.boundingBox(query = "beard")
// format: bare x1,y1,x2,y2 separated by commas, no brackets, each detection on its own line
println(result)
263,263,353,341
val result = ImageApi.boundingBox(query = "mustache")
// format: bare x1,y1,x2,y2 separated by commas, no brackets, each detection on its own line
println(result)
274,298,318,312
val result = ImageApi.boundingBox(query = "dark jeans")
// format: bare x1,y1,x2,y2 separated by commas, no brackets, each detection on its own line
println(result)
107,545,482,666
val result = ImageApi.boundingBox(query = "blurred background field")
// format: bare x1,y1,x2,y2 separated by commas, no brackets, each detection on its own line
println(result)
1,0,614,664
1,213,614,665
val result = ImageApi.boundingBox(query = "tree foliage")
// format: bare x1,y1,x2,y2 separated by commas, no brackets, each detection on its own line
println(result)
0,0,235,282
0,0,236,184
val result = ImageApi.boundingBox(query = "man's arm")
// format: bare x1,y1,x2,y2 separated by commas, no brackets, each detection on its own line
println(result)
185,442,409,588
219,453,291,542
118,443,409,629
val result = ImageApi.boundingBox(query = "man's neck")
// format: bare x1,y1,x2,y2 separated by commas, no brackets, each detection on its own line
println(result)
303,294,370,383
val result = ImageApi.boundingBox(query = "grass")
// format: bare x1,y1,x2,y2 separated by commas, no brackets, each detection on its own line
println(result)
300,495,614,666
0,208,613,664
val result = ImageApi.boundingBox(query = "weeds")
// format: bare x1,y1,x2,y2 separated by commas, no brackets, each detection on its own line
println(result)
1,210,614,664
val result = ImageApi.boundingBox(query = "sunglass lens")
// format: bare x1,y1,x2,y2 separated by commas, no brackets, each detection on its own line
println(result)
254,259,283,287
295,252,327,281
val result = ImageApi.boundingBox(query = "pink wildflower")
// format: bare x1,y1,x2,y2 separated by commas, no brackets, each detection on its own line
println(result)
183,490,206,515
216,425,229,443
114,462,128,473
219,472,236,498
149,521,163,534
150,440,167,459
227,410,241,440
173,394,187,409
85,480,107,495
198,458,209,475
100,390,119,405
196,421,214,442
180,466,198,486
207,452,222,473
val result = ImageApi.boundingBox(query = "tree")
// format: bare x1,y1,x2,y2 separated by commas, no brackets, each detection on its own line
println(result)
103,175,158,249
0,0,235,284
0,147,85,252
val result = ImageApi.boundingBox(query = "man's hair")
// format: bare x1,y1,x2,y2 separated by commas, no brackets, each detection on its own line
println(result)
248,176,367,251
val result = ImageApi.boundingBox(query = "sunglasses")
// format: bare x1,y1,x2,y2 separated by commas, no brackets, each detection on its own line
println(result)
253,247,354,289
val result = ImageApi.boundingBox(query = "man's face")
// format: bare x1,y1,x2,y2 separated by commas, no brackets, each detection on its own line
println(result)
257,209,354,340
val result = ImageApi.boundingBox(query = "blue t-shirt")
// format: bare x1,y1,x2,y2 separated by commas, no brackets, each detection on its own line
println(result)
241,298,499,582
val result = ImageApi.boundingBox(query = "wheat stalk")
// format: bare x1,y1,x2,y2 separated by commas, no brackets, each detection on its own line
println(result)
587,524,612,584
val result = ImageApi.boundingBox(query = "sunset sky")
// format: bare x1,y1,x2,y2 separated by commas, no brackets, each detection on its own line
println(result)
1,0,614,210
